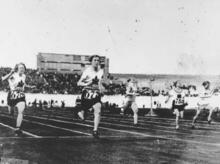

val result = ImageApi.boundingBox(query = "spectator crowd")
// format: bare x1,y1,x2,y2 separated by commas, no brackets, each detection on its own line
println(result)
0,67,199,97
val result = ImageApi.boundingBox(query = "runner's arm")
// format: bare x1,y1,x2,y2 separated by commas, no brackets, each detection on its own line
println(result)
77,70,93,87
25,84,36,89
200,91,213,98
99,72,106,94
1,69,14,81
165,94,172,104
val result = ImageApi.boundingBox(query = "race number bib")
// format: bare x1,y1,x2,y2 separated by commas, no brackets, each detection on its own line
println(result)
84,90,99,100
10,91,25,100
174,94,184,105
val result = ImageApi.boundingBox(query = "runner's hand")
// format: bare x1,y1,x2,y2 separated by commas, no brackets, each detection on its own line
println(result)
10,67,15,74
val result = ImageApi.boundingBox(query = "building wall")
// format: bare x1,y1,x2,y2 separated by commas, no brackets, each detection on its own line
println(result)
37,53,109,75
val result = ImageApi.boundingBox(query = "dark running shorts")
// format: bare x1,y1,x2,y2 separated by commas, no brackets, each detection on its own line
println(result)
122,101,134,114
123,101,133,109
7,91,26,107
172,100,186,112
81,89,101,111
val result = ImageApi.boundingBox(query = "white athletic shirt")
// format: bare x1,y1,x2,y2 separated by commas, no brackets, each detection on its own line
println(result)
126,81,137,95
80,66,104,90
169,88,186,106
8,73,26,92
199,87,212,99
125,81,138,101
197,87,212,106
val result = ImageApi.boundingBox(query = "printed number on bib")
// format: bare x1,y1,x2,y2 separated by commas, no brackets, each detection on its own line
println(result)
10,92,25,100
175,97,184,105
85,91,99,100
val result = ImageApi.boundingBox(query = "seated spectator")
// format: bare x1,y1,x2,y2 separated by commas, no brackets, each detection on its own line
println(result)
0,67,201,96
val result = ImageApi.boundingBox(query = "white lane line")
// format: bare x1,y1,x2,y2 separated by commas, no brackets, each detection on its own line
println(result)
43,114,220,138
100,116,220,132
102,113,220,125
100,115,220,130
0,122,40,138
43,114,177,127
22,119,92,136
0,114,91,136
84,119,220,139
17,135,144,139
41,115,220,136
26,115,220,147
0,135,128,139
40,112,220,129
1,109,218,125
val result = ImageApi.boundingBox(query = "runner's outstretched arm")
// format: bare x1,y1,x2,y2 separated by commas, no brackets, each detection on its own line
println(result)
2,69,14,81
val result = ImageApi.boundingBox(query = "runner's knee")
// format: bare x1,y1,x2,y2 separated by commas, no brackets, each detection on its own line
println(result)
176,112,180,117
93,103,101,114
131,103,138,113
16,102,25,114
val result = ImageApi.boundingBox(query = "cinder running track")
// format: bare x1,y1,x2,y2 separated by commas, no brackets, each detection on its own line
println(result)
0,107,219,164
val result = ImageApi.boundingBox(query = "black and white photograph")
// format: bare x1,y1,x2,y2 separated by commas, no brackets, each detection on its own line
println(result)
0,0,220,163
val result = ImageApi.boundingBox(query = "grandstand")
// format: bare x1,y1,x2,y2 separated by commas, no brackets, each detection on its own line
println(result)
37,52,109,75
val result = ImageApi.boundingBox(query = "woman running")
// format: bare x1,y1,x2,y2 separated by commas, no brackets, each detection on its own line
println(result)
192,81,217,128
2,63,35,135
121,78,139,126
77,55,105,138
165,81,188,129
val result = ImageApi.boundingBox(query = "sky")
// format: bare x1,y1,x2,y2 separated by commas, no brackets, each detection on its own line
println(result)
0,0,220,75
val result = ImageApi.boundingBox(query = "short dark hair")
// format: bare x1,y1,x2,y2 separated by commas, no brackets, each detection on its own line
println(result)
202,81,210,87
89,55,100,62
15,63,27,72
173,81,180,87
